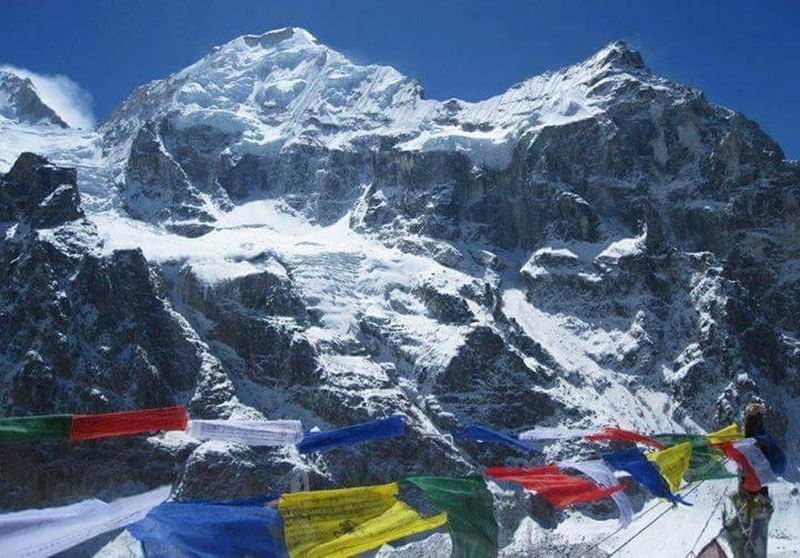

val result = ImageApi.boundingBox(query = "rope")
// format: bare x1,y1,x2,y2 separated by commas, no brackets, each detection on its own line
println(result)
589,457,734,557
685,486,729,557
579,497,670,556
603,479,709,557
606,501,676,556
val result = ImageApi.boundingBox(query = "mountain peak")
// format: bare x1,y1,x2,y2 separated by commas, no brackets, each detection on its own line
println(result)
0,69,69,128
237,27,320,50
588,40,647,71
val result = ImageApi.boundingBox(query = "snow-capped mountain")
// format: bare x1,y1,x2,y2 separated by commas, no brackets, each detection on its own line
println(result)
0,69,69,128
1,28,798,556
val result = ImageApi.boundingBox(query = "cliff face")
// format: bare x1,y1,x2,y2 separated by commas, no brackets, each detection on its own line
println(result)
0,28,798,555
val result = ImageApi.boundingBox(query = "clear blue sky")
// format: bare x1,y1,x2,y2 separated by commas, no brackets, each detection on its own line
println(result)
2,0,798,157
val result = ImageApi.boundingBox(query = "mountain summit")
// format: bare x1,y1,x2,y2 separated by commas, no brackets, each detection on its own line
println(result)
589,39,648,70
99,29,782,232
0,69,69,128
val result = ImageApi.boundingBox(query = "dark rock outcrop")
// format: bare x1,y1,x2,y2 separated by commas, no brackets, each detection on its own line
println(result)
0,152,83,226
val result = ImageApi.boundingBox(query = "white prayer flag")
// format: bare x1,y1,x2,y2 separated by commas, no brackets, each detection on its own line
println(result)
0,486,170,557
187,419,304,446
559,459,633,527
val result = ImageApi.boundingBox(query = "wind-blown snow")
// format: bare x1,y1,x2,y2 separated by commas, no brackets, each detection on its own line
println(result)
0,65,95,129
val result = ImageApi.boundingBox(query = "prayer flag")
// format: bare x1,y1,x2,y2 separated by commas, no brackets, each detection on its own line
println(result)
756,434,786,475
603,449,691,506
296,415,404,454
0,486,170,557
517,426,596,442
485,465,627,508
278,482,400,556
187,419,303,446
559,460,633,527
646,442,692,493
585,426,665,449
70,406,188,441
705,424,742,445
129,495,288,558
402,476,499,558
302,501,446,558
0,414,73,444
653,434,734,482
454,426,541,455
718,438,778,492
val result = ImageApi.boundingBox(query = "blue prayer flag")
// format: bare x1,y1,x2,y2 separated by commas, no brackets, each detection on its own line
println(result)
129,496,288,558
297,415,405,454
454,425,541,455
756,434,786,475
603,449,691,506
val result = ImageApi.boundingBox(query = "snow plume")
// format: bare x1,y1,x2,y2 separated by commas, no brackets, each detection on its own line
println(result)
0,65,95,129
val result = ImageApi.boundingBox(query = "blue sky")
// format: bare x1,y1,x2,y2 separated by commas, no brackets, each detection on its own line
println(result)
2,0,798,157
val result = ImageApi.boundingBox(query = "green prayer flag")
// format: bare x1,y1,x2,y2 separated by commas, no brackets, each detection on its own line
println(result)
0,414,73,443
402,476,499,558
654,434,735,481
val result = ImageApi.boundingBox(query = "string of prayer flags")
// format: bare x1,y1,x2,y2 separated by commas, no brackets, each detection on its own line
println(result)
402,476,499,558
296,415,404,454
0,486,170,557
129,495,288,558
653,434,734,482
70,406,188,441
277,482,445,557
717,438,778,492
559,460,633,527
187,419,304,447
517,425,664,449
485,465,627,508
454,425,541,455
0,414,73,444
603,449,691,506
645,441,692,493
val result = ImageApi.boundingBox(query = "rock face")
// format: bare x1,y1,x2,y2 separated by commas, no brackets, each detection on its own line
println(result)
0,155,214,506
0,70,69,128
0,152,84,226
1,29,799,554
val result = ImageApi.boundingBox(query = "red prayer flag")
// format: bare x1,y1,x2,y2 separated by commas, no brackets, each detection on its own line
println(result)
70,406,188,441
485,465,628,508
584,426,665,449
713,442,762,492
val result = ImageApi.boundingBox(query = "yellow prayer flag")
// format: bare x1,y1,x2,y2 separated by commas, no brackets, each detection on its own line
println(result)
705,423,742,445
307,501,447,558
278,483,400,557
646,441,692,493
